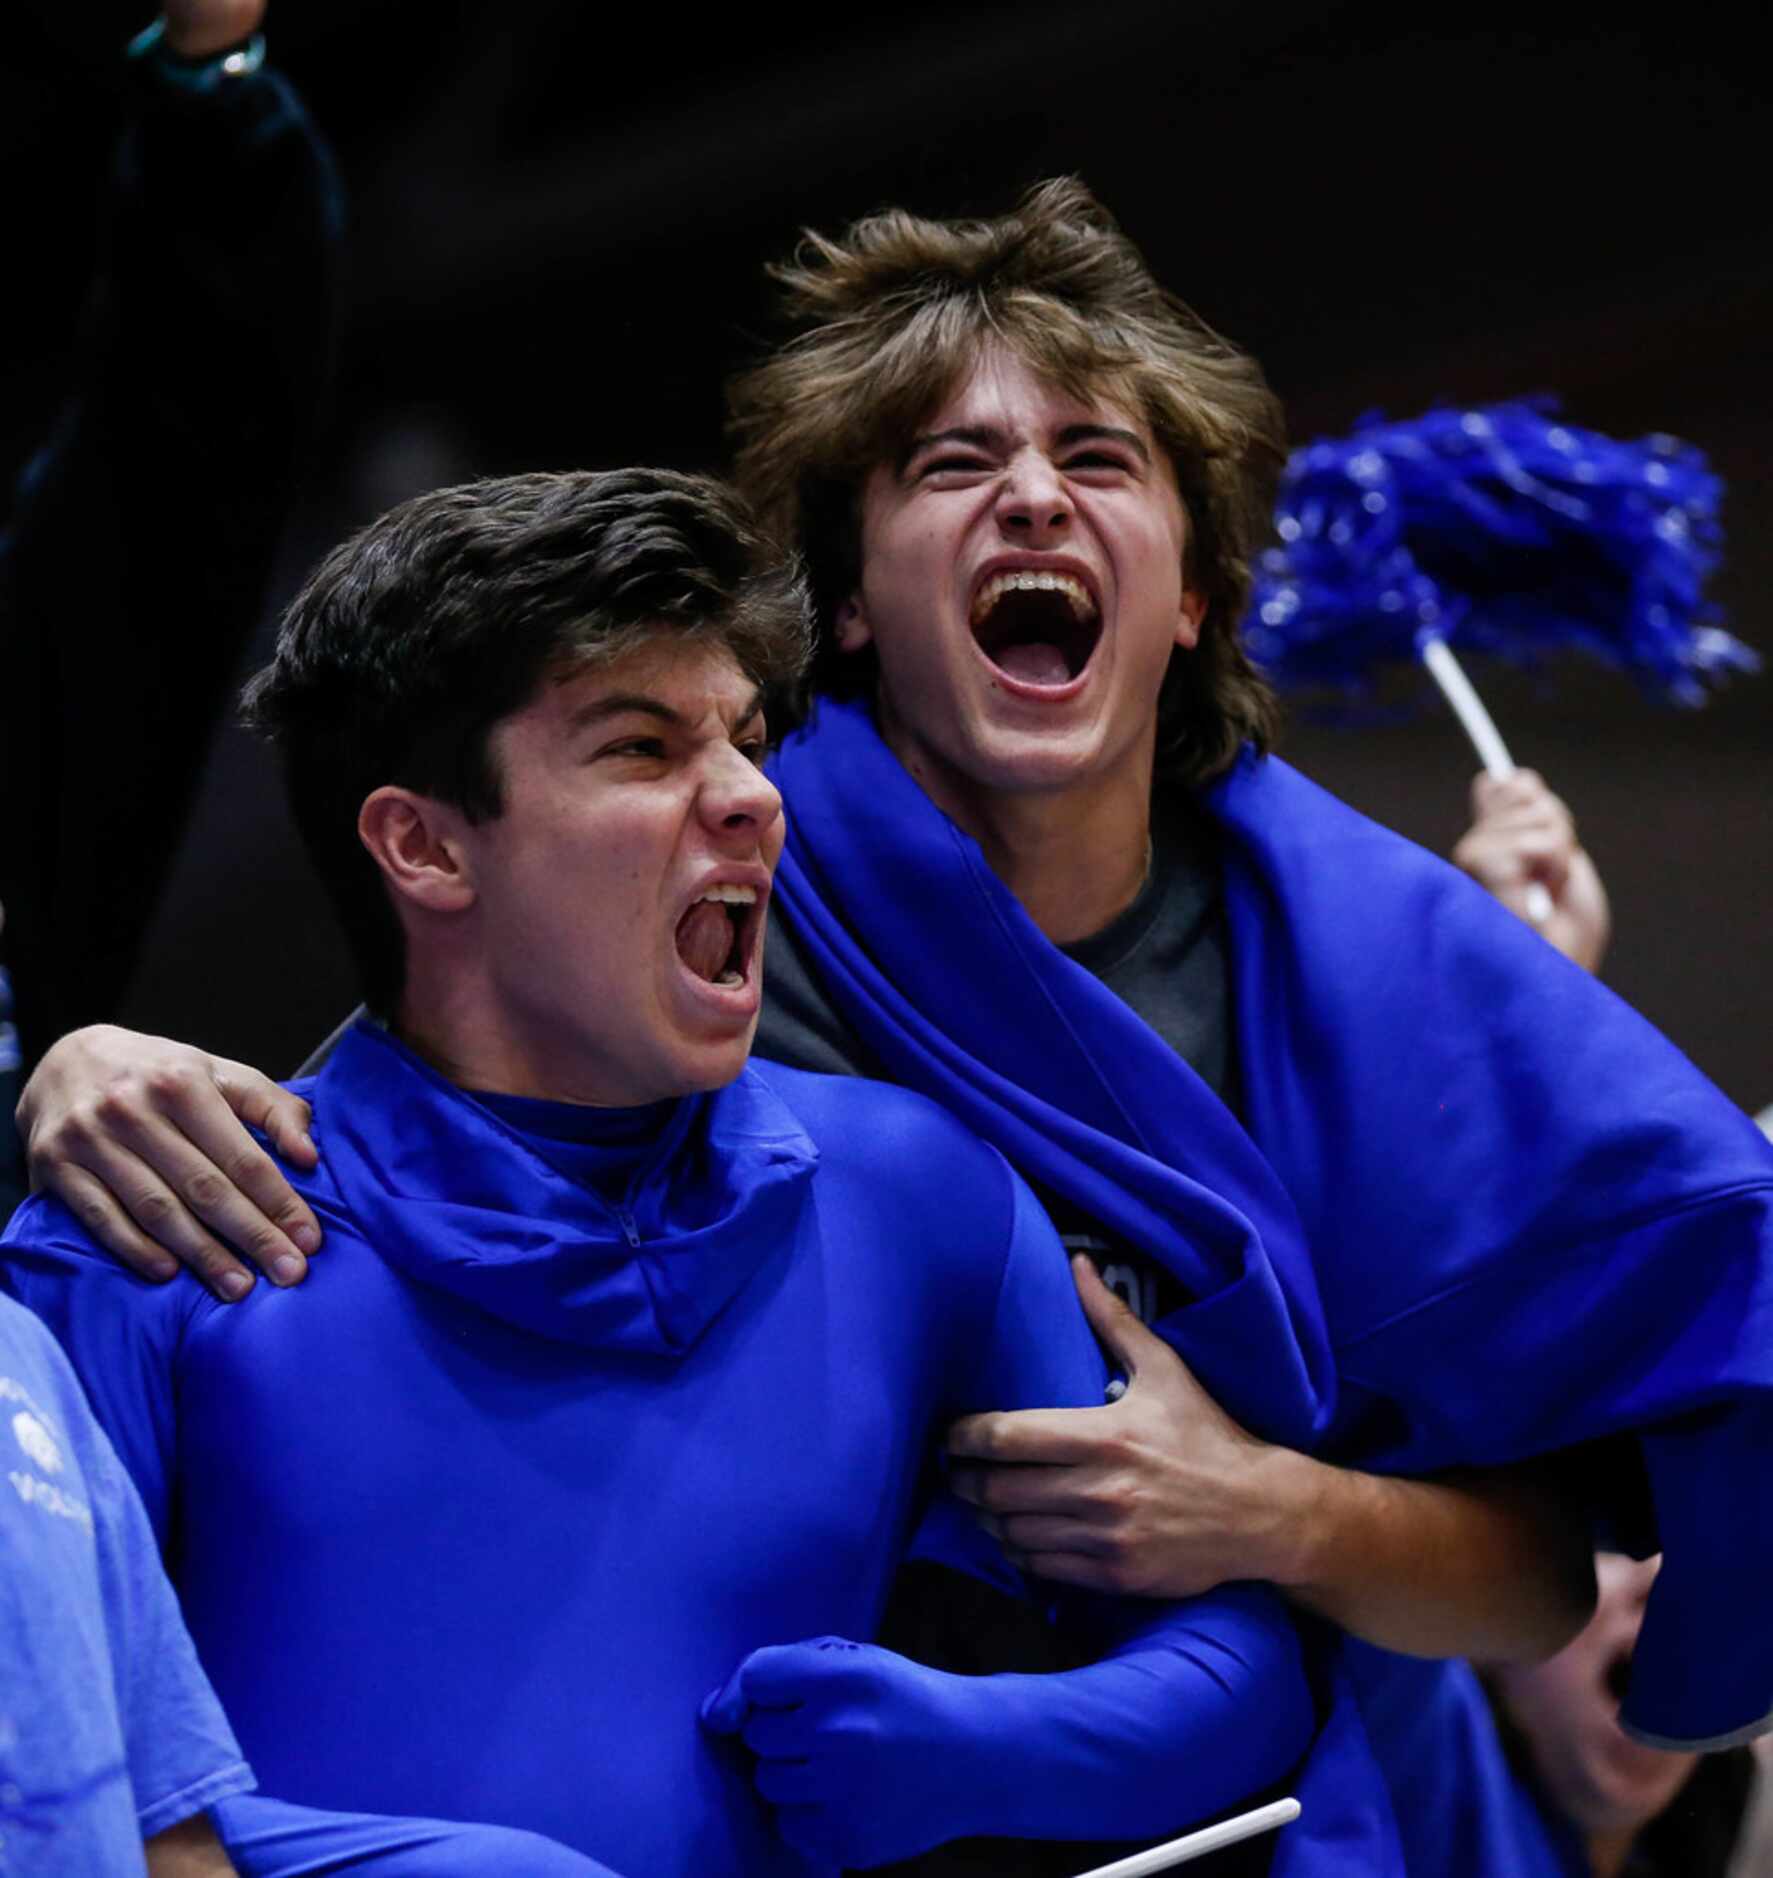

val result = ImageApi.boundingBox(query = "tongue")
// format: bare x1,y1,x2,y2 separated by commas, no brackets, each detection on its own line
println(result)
993,641,1071,687
675,902,733,983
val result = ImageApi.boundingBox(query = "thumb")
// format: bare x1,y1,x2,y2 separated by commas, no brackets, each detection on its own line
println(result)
701,1639,847,1734
700,1658,752,1735
1071,1253,1165,1381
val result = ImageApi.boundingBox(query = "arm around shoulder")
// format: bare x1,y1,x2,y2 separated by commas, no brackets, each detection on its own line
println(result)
146,1813,237,1878
950,1257,1598,1661
17,1026,321,1299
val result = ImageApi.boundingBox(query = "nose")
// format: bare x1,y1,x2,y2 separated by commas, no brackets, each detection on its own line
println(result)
996,447,1073,544
700,744,784,845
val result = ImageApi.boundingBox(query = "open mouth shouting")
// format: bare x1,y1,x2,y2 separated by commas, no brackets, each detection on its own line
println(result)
969,566,1102,692
673,882,765,993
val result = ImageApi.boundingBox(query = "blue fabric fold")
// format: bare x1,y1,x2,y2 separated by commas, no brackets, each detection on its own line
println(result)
769,694,1773,1753
320,1023,820,1355
773,702,1339,1454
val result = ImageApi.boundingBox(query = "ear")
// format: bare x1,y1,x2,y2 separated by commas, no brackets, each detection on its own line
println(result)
1174,587,1207,653
834,594,874,655
358,787,478,916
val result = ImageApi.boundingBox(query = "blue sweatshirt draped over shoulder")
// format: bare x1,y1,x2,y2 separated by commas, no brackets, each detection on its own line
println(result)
765,696,1773,1863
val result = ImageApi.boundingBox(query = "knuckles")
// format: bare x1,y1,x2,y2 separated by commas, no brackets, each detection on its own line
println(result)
131,1186,182,1230
143,1058,209,1111
72,1194,117,1239
224,1144,274,1187
949,1417,1005,1460
33,1100,101,1161
182,1168,230,1213
971,1469,1015,1513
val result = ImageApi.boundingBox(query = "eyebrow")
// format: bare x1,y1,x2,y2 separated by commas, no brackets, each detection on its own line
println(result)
565,686,768,734
900,422,1151,469
1055,423,1151,462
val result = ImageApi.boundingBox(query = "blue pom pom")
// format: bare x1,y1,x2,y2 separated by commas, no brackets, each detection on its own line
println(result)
1243,401,1758,705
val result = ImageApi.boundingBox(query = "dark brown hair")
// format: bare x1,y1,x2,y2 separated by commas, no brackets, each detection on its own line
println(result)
244,468,810,1012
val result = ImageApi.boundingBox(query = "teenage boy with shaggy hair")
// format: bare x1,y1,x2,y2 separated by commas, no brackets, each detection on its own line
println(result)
20,183,1773,1876
5,466,1392,1876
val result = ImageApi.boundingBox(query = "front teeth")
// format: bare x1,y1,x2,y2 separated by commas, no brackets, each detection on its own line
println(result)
697,885,757,905
970,570,1097,625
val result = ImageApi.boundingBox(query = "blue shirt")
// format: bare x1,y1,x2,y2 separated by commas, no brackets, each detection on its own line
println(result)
0,1290,253,1875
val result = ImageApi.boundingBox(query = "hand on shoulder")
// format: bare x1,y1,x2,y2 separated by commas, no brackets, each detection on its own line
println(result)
16,1025,320,1301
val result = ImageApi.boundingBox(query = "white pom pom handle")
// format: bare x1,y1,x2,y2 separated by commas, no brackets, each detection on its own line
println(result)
1068,1797,1302,1876
1418,637,1555,925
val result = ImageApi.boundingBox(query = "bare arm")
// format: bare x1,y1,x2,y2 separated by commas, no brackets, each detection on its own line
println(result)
1271,1446,1596,1663
146,1812,237,1878
1452,769,1611,973
17,1025,320,1300
948,1257,1596,1664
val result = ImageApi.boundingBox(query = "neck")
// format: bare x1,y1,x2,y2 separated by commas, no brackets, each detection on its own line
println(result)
395,955,613,1106
878,718,1156,946
1585,1828,1635,1878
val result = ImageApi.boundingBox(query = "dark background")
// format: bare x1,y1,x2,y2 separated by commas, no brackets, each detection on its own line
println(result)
4,3,1768,1107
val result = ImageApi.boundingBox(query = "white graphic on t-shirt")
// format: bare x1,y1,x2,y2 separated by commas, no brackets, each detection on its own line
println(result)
12,1410,63,1475
1,1381,92,1533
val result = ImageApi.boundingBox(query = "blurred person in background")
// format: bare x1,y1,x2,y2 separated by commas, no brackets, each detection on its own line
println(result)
1490,1552,1757,1878
0,0,341,1221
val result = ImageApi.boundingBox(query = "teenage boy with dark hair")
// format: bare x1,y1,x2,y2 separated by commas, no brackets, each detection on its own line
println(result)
3,466,1390,1875
18,182,1773,1876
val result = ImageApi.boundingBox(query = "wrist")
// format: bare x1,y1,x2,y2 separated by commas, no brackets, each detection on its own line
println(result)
126,16,267,92
915,1670,1039,1840
1260,1445,1346,1591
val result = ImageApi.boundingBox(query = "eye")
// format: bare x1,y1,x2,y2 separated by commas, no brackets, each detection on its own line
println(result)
601,736,668,761
1063,449,1135,475
734,720,770,766
917,453,992,480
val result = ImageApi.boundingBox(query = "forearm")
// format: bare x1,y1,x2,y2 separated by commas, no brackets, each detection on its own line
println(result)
955,1585,1312,1842
113,54,343,424
709,1589,1312,1866
1268,1451,1597,1663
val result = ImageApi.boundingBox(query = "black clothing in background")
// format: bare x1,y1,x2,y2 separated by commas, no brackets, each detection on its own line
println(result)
0,49,343,1091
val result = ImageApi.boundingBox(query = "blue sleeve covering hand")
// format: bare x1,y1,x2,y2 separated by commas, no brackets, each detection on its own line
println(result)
701,1584,1310,1868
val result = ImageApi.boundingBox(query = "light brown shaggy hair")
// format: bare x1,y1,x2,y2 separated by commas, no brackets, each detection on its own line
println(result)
727,177,1285,787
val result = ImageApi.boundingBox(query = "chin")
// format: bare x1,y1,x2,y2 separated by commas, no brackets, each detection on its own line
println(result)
673,1031,758,1096
965,726,1116,794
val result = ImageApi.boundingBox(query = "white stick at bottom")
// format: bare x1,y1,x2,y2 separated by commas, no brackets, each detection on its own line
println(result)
1069,1798,1302,1877
1418,637,1555,924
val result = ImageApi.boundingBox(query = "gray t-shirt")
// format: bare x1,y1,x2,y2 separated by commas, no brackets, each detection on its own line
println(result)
757,799,1233,1326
